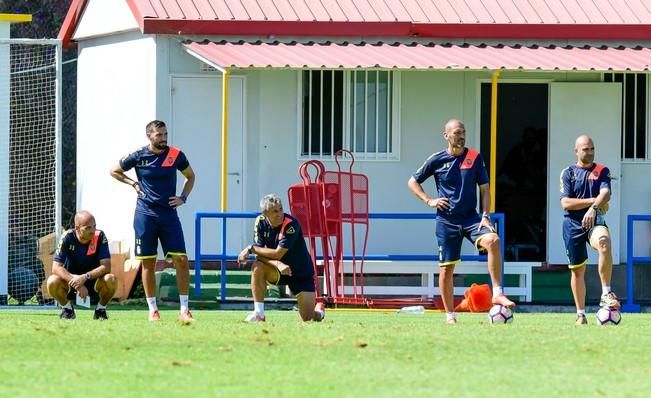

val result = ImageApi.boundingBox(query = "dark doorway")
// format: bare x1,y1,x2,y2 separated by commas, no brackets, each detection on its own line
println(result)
480,83,548,261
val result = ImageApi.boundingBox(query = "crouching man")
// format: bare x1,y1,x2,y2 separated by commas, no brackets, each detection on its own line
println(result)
238,194,324,322
47,210,117,320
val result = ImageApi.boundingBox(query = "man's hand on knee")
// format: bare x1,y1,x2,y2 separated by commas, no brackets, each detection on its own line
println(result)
276,262,292,276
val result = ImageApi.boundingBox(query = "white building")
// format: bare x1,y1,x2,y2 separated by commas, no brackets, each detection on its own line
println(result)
59,0,651,266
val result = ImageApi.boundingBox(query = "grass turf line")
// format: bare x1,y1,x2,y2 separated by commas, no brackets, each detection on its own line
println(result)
1,310,650,397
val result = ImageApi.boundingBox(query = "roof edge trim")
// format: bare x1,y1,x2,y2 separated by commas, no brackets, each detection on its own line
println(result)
183,41,651,73
143,20,651,41
183,43,227,73
58,0,88,47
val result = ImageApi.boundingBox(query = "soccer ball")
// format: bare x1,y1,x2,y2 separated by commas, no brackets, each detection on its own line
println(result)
487,304,514,324
595,307,621,326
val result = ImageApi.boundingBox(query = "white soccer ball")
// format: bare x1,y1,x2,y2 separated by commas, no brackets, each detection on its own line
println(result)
595,306,622,326
488,304,514,324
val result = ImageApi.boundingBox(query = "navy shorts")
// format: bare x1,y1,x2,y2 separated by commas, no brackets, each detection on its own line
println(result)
562,217,609,268
274,274,316,295
435,216,496,266
134,211,186,259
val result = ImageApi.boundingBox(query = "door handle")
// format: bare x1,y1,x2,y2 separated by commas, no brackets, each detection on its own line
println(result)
228,171,240,184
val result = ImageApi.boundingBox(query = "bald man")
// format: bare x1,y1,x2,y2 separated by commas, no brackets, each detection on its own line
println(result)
46,210,117,320
560,135,620,325
408,119,515,324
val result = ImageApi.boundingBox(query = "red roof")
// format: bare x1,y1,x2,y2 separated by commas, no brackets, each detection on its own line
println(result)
183,41,651,72
129,0,651,24
59,0,651,47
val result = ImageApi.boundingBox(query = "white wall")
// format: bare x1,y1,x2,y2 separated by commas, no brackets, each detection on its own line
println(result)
246,68,645,261
255,70,300,201
620,163,651,261
76,31,158,249
73,0,139,41
370,71,467,254
166,44,467,256
242,70,476,255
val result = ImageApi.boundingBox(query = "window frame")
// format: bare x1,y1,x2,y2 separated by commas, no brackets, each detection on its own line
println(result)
297,69,401,162
603,72,651,163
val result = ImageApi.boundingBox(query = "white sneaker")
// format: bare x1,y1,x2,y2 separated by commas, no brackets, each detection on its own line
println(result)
600,292,621,309
244,312,266,323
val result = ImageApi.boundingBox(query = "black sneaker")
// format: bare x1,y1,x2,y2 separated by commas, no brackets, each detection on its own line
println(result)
93,308,108,320
59,307,76,320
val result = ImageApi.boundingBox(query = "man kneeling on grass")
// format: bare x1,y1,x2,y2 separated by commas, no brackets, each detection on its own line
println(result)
47,210,117,320
238,194,325,322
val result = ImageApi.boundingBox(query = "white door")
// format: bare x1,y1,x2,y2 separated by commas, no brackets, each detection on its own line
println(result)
547,83,621,264
170,76,245,260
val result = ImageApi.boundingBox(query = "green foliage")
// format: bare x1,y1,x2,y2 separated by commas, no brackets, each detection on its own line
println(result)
1,1,72,39
1,310,651,397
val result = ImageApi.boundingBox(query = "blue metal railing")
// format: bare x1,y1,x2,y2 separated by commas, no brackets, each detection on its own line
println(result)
195,212,505,302
194,212,259,301
622,215,651,313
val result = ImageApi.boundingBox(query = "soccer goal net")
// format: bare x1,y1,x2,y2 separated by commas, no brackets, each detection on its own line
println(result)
0,38,61,306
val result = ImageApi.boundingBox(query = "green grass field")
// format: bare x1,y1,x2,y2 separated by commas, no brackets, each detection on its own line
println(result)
1,309,650,397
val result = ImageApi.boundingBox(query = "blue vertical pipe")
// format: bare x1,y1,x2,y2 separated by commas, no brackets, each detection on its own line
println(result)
497,213,505,288
623,215,640,312
627,215,633,307
194,213,201,296
220,218,227,303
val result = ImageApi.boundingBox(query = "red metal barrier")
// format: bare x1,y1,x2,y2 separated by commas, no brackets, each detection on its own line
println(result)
288,151,370,306
322,150,369,303
287,160,338,300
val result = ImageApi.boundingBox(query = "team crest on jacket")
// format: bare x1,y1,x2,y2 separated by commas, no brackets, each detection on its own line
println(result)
286,226,296,234
166,156,174,165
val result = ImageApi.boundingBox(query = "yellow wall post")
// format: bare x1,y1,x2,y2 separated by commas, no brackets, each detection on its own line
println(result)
220,68,231,212
489,70,500,213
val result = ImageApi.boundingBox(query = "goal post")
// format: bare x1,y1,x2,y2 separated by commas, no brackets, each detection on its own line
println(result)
0,38,62,306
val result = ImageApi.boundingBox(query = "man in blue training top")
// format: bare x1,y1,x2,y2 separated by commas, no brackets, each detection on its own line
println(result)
560,135,620,325
47,210,117,320
238,193,325,323
110,120,196,322
408,119,515,324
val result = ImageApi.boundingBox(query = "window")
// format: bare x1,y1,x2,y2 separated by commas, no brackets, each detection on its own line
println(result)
300,70,399,160
604,72,649,160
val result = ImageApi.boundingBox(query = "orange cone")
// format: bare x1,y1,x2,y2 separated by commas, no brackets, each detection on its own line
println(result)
454,283,492,312
467,283,492,312
454,297,471,312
